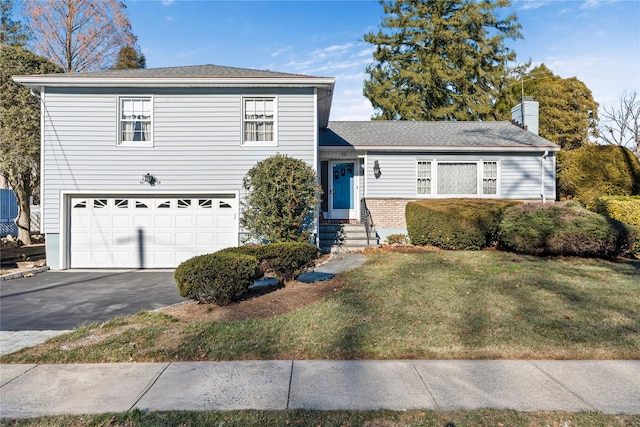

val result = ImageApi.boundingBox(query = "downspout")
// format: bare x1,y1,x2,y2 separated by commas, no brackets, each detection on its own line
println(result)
541,150,549,203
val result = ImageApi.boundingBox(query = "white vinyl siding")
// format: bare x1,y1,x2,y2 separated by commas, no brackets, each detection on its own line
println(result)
368,153,555,200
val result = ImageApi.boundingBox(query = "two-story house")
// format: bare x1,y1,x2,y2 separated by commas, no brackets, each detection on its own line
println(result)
14,64,558,269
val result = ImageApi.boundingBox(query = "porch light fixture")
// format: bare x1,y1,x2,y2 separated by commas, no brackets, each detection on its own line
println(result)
373,160,381,179
140,173,159,186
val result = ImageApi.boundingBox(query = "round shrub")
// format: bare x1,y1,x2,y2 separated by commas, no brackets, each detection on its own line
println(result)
557,145,640,209
241,153,322,243
406,199,522,250
254,242,319,283
174,252,262,306
498,202,636,257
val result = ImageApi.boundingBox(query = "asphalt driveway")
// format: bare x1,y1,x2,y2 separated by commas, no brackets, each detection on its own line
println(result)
0,271,184,331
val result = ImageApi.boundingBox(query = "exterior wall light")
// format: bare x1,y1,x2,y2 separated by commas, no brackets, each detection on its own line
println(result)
140,173,159,186
373,160,381,179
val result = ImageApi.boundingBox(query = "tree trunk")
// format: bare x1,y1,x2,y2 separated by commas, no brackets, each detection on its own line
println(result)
14,186,32,245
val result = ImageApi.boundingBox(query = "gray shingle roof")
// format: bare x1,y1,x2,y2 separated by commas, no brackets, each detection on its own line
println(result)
36,64,321,79
320,121,559,150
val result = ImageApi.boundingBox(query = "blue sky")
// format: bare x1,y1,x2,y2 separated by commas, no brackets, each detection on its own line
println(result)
127,0,640,125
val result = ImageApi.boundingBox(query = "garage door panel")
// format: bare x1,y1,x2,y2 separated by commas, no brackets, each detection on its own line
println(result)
217,232,237,246
113,251,134,266
153,232,173,246
112,215,132,229
70,195,238,268
196,216,215,228
217,214,237,228
196,232,215,246
91,252,112,267
154,215,173,228
175,216,194,229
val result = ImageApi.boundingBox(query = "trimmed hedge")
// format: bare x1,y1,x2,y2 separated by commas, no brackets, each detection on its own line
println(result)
174,252,262,306
406,199,522,250
254,242,320,283
497,202,637,257
175,242,320,305
593,196,640,253
557,145,640,209
593,196,640,228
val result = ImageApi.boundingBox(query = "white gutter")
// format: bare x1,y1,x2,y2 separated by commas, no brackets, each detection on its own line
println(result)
12,75,336,89
541,150,549,203
319,145,560,153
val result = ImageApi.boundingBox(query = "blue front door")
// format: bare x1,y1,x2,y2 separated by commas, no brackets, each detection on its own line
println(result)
331,162,355,218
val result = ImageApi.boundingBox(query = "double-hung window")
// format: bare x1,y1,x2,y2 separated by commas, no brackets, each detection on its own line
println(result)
119,97,152,146
482,161,498,195
416,160,499,197
243,97,276,144
417,161,432,195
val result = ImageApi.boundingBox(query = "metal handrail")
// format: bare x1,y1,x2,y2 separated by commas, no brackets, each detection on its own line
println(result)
360,198,374,245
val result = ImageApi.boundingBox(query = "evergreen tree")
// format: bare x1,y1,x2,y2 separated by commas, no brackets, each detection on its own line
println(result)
241,154,322,243
494,64,599,150
112,45,146,70
1,45,62,244
364,0,522,121
0,0,29,46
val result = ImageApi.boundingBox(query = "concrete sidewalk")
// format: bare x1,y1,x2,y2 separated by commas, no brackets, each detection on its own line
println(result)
1,360,639,418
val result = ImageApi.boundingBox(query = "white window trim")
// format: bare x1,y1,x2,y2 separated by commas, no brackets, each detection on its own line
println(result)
415,159,433,196
117,95,154,147
415,159,501,198
241,95,278,146
481,160,500,197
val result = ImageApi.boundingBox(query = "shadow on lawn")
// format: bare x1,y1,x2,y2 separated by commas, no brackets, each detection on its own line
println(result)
453,254,640,353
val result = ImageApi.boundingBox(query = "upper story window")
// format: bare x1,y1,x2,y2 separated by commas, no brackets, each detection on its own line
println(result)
119,97,152,146
243,97,276,145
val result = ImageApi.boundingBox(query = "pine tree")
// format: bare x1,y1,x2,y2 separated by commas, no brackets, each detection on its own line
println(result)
0,0,29,46
112,45,146,70
364,0,522,121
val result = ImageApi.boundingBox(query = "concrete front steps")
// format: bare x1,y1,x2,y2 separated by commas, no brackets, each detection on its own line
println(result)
319,223,379,253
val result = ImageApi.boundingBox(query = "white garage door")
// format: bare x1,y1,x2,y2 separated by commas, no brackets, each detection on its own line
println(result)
70,195,238,268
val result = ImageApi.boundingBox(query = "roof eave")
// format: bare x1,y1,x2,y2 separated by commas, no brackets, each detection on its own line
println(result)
320,144,560,152
12,75,336,90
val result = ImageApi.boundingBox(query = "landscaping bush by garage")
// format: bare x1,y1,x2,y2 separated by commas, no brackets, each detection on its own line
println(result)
498,201,637,257
174,252,262,306
406,199,522,250
254,241,319,283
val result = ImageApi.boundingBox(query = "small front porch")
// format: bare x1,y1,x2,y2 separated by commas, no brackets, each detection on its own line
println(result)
318,156,379,253
318,198,379,254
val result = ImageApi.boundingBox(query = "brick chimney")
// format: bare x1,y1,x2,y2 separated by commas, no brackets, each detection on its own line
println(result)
511,96,539,135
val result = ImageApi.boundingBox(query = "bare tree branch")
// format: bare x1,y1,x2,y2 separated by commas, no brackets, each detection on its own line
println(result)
600,91,640,159
23,0,136,72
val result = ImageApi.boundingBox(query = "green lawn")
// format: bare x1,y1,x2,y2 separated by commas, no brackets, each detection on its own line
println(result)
1,409,638,427
2,251,639,363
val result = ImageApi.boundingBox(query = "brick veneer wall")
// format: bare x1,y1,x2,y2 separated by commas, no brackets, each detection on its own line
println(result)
365,198,417,229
